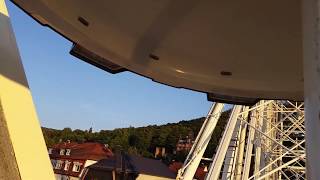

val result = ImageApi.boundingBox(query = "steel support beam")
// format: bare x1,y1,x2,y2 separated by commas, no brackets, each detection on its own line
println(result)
256,154,306,180
248,140,305,180
254,103,264,177
206,105,242,180
235,107,249,180
242,110,257,180
181,101,305,179
221,120,241,180
0,1,55,179
177,103,224,180
302,0,320,179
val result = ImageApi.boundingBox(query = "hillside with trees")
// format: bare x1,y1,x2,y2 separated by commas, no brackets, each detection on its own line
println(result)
42,110,230,162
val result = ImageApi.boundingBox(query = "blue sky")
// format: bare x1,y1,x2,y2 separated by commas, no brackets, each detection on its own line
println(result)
7,1,212,131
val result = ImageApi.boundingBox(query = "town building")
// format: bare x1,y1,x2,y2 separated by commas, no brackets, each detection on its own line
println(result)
48,142,113,180
154,146,166,158
175,132,195,153
83,153,176,180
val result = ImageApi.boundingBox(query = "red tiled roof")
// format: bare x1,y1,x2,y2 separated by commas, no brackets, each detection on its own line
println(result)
169,162,183,173
50,142,113,160
195,167,206,180
49,142,113,177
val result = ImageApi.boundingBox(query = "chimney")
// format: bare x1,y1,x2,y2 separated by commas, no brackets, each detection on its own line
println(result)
114,146,127,179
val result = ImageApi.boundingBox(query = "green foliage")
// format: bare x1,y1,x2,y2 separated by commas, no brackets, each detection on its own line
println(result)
42,110,230,162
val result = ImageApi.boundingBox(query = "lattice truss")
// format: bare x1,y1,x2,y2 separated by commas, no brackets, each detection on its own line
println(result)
178,100,306,180
211,101,306,180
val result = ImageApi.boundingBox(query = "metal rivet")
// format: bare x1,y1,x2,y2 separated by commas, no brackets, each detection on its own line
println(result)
220,71,232,76
78,17,89,27
149,54,159,60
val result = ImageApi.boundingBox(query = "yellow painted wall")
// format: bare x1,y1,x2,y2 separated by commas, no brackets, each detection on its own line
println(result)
136,174,174,180
0,0,55,179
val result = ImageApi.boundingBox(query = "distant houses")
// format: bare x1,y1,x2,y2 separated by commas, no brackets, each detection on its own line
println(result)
175,132,195,153
48,141,176,180
154,146,166,158
48,141,113,180
84,153,176,180
82,153,137,180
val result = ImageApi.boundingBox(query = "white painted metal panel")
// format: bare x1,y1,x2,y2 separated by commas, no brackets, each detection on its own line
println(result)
11,0,303,104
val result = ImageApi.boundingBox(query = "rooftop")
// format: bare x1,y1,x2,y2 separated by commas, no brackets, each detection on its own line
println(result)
50,142,113,161
87,153,176,179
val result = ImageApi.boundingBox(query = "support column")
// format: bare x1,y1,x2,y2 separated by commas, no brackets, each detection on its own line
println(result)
279,114,284,180
178,103,224,180
242,110,257,180
235,107,249,180
254,103,264,178
0,1,55,179
302,0,320,179
221,120,241,180
265,102,274,179
206,105,242,180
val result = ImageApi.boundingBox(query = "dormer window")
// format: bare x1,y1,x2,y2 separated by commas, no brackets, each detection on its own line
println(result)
64,161,71,171
72,162,82,172
55,160,63,169
48,148,53,154
60,149,65,155
66,149,71,156
51,159,57,168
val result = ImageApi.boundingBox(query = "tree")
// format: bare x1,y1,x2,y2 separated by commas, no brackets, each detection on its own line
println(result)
41,110,231,162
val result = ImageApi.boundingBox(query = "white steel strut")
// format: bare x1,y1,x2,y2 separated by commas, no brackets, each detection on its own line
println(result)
177,103,224,180
206,105,243,180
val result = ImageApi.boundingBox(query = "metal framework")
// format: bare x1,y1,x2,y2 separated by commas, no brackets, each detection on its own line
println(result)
179,100,306,180
177,103,225,180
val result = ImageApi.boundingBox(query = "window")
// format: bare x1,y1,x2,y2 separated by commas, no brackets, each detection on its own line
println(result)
60,175,69,180
72,162,82,172
66,149,71,156
51,159,57,168
48,148,53,154
60,149,65,155
55,160,63,169
64,161,71,171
